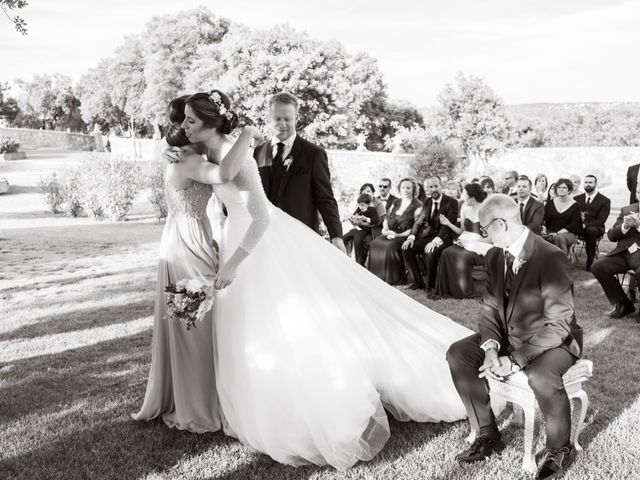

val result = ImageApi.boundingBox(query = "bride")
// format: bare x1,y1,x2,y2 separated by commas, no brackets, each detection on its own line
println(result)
164,90,473,469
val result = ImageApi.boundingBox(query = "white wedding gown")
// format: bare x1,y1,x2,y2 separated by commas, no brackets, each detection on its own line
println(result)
213,153,473,469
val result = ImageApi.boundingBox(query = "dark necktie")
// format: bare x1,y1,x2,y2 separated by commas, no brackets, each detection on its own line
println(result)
273,142,285,168
270,142,286,202
586,197,591,207
519,202,525,223
504,250,515,300
431,201,440,224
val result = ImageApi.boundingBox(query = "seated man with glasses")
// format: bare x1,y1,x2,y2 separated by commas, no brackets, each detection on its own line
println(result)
501,170,519,196
377,177,399,214
446,194,582,480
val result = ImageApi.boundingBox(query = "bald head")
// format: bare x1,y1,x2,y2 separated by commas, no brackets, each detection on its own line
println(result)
478,194,522,225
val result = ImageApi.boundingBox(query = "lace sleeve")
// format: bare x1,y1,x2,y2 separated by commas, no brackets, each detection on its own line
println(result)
234,154,271,254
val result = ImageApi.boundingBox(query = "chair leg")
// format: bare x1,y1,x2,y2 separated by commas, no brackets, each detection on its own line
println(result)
522,406,537,473
571,390,589,452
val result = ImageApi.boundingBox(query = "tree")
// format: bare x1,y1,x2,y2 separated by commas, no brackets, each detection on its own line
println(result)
140,7,230,133
185,24,394,149
0,82,20,124
77,35,148,135
435,72,510,166
14,74,84,131
0,0,27,35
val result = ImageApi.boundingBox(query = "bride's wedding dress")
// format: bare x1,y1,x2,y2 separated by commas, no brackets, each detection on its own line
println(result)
212,154,472,469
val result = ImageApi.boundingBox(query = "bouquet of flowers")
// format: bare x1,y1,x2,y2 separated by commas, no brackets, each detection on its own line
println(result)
164,278,214,330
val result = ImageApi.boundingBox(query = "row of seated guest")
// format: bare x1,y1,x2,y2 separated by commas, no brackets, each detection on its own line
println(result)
343,180,398,266
400,177,459,290
368,178,424,284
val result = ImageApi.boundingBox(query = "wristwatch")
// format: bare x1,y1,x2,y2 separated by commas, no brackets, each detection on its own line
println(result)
508,354,521,373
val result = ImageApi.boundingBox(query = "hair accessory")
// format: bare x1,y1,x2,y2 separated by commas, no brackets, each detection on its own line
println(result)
208,91,234,121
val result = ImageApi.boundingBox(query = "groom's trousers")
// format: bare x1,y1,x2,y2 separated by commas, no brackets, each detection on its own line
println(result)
446,333,576,448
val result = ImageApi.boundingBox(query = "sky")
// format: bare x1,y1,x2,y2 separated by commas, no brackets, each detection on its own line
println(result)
1,0,639,106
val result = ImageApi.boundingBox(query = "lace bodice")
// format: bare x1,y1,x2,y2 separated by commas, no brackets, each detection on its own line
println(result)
165,180,213,221
213,154,270,254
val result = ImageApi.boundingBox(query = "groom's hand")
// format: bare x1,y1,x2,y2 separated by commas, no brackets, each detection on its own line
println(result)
478,348,503,381
332,237,347,254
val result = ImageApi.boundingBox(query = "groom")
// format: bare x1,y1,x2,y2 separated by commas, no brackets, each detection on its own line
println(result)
446,194,582,480
254,92,345,252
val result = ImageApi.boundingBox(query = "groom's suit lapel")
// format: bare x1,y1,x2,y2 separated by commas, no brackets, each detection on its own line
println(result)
277,135,303,200
506,231,537,323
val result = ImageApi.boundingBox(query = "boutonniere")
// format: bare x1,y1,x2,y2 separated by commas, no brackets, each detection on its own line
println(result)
283,154,294,170
512,257,526,275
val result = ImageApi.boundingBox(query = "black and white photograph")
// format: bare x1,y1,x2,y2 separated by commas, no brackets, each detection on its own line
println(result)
1,1,639,479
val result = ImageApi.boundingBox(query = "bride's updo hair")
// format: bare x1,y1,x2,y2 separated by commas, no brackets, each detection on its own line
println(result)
185,89,239,135
165,95,190,147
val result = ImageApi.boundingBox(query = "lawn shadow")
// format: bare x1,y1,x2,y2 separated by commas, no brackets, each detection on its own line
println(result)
0,297,154,342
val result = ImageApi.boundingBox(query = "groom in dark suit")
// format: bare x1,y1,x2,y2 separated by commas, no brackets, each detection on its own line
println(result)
446,194,582,480
254,92,345,252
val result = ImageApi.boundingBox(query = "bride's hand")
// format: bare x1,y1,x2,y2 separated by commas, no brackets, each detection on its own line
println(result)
214,263,238,290
162,146,183,164
242,126,265,147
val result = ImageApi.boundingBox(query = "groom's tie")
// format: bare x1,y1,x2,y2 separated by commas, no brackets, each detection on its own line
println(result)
271,142,286,204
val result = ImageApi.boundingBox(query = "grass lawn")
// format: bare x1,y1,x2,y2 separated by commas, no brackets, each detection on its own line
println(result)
1,149,640,479
1,219,640,480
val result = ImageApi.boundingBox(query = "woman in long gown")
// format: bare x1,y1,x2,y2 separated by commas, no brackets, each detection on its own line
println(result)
368,179,423,284
132,95,263,432
435,183,492,299
176,91,473,469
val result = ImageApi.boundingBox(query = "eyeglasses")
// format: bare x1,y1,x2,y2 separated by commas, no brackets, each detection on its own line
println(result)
378,184,390,189
480,217,506,238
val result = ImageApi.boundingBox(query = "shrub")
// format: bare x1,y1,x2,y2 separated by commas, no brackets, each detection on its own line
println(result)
0,136,20,154
59,168,83,217
148,160,167,221
76,156,142,221
38,173,64,213
408,139,460,182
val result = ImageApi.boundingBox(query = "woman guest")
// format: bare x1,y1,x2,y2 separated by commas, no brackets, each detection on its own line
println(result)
369,178,422,284
535,173,549,203
480,177,496,196
543,178,583,258
434,183,492,299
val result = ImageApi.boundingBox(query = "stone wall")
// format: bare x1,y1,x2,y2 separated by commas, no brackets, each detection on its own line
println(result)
471,147,640,189
0,127,101,151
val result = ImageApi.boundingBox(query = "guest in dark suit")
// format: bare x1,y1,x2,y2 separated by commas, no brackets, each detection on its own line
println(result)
343,192,381,265
376,177,399,215
514,176,544,235
627,163,640,204
401,176,458,290
368,178,422,284
254,91,345,252
446,194,581,480
543,178,583,258
591,186,640,320
501,170,518,195
574,175,611,271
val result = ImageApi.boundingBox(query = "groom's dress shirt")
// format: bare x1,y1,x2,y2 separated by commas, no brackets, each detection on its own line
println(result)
480,226,530,353
271,133,296,161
